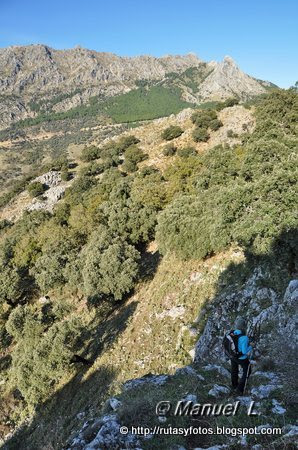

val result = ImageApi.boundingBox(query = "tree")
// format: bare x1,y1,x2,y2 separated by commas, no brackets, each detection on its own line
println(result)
82,230,140,300
101,197,157,244
177,147,197,158
161,125,184,141
97,241,140,300
156,194,223,260
32,225,85,294
123,145,148,172
0,264,25,305
131,169,168,209
6,304,28,340
8,309,85,406
65,175,96,205
80,145,101,162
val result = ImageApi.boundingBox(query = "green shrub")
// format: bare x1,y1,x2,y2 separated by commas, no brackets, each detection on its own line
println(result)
227,129,238,138
32,226,85,294
118,135,140,149
156,194,224,260
6,305,28,341
47,156,70,171
101,198,158,244
209,118,223,131
27,181,46,198
0,264,25,305
122,160,138,173
177,147,197,157
65,175,96,204
162,143,177,156
61,169,72,181
131,171,167,209
223,97,239,107
192,127,209,142
124,145,147,164
191,109,217,127
0,219,12,232
79,162,108,177
164,156,202,199
161,125,184,141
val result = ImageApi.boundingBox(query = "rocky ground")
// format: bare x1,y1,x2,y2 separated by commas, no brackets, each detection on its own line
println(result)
0,170,74,222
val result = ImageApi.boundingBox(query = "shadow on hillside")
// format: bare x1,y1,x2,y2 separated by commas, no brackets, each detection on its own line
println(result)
138,245,161,283
194,228,298,361
186,228,298,449
86,300,138,362
3,300,139,450
4,228,297,450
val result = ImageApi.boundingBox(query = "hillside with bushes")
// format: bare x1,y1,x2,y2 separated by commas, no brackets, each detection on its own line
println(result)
0,89,297,449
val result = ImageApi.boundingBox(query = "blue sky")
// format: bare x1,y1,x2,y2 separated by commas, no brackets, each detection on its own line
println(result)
0,0,297,87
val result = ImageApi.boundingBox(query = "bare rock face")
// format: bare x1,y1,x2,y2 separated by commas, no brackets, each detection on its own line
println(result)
0,45,202,96
26,170,72,213
199,56,266,101
34,170,61,187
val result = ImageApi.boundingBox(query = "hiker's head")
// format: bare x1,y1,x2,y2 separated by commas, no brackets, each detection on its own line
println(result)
234,317,247,332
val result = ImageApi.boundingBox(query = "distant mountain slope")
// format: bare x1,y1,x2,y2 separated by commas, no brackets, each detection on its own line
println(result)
0,45,270,129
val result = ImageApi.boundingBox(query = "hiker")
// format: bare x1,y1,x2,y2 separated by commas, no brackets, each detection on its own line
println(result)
223,317,253,395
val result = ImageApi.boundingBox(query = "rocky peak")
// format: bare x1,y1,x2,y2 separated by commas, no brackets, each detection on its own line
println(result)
199,55,266,101
223,55,237,65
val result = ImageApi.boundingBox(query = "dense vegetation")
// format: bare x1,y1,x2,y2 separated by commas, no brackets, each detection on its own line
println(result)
104,86,193,122
0,90,297,434
157,91,298,260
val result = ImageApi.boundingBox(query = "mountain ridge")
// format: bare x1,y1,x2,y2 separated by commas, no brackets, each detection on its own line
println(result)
0,45,271,129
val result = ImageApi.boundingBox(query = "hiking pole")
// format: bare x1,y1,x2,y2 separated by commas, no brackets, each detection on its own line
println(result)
243,360,251,395
243,343,255,395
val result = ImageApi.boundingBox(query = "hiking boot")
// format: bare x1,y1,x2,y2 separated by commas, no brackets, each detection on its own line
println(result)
229,386,238,396
235,388,244,396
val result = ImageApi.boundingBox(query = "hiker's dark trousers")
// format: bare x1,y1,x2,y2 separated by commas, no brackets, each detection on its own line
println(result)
231,358,251,393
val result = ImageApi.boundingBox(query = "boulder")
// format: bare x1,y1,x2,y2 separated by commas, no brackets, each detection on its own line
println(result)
271,399,286,415
108,397,122,411
251,384,282,399
208,384,230,397
123,373,168,391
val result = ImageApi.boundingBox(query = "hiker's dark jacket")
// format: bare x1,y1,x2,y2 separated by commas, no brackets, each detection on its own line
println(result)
233,329,252,360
